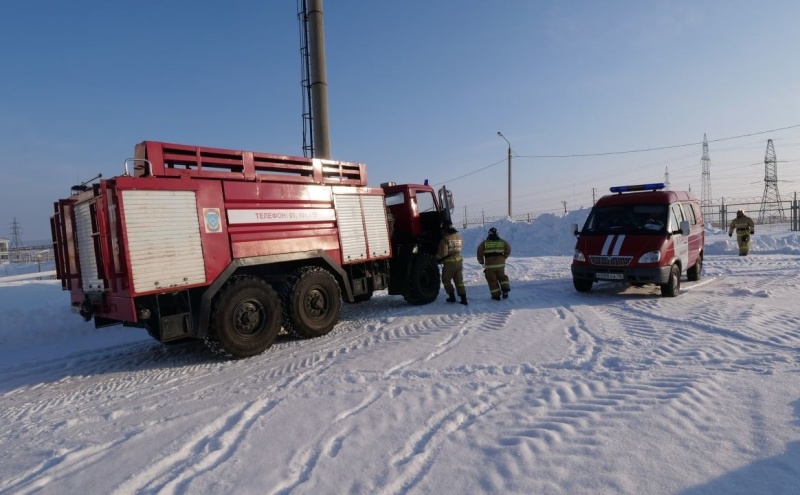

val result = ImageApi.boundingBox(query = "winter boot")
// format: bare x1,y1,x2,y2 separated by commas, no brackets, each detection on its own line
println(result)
445,293,456,303
502,290,509,299
491,294,501,301
459,294,468,305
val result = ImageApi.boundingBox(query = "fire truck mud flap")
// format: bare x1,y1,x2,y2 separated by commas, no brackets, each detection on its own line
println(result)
404,253,440,305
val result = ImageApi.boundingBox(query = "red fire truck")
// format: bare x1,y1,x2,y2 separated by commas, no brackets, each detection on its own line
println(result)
51,141,454,358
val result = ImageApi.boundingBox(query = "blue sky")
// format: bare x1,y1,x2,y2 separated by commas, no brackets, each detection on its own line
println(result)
3,0,800,241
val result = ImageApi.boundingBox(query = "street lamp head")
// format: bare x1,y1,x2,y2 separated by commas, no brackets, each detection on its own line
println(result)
497,131,511,149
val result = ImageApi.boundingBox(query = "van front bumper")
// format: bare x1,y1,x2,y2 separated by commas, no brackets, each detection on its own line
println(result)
571,265,672,285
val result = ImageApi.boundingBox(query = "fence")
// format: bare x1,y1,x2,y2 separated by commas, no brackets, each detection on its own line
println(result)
460,209,561,229
703,193,800,232
4,245,54,264
460,192,800,233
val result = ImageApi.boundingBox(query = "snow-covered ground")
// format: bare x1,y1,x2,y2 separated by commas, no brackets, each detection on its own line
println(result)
2,214,800,495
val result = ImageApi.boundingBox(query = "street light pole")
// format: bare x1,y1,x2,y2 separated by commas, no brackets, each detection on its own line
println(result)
497,132,512,218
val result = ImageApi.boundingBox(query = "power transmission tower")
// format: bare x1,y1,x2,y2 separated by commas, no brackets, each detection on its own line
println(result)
10,217,23,249
664,166,670,189
758,139,786,223
700,133,713,222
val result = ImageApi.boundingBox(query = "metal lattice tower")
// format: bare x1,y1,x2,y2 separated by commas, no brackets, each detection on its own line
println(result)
700,133,713,219
10,217,23,249
664,166,670,189
758,139,786,223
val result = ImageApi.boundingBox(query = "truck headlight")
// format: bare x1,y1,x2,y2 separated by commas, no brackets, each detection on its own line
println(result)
573,249,586,262
638,250,661,263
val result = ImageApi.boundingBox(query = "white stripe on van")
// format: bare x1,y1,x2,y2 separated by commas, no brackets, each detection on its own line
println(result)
602,235,615,255
612,234,625,255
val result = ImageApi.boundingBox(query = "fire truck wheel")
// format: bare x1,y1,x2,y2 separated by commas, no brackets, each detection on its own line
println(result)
660,264,681,297
404,254,440,305
282,267,342,338
573,278,593,293
210,276,282,358
687,253,702,281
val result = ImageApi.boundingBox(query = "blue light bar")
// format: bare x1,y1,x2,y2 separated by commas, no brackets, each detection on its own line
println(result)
609,183,666,193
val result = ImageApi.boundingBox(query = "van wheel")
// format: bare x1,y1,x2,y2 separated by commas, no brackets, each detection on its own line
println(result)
687,253,702,281
281,267,342,338
573,278,593,293
404,254,440,305
210,276,282,358
660,264,681,297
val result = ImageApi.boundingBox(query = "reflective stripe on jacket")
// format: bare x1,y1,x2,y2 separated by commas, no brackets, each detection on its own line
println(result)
477,237,511,267
728,216,755,235
437,232,463,262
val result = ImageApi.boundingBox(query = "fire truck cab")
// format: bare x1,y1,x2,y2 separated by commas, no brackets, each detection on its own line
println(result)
570,183,704,297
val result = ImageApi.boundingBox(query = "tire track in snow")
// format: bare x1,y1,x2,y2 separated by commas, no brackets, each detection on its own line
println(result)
481,372,725,491
112,398,278,495
0,431,148,495
376,384,502,495
268,390,384,495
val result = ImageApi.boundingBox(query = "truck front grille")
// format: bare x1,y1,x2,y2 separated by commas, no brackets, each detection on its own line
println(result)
589,255,632,267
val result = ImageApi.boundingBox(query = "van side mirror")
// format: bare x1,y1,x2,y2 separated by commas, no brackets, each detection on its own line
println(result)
571,223,580,236
679,220,690,236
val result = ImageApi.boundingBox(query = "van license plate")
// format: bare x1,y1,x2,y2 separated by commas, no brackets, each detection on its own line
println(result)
597,273,624,280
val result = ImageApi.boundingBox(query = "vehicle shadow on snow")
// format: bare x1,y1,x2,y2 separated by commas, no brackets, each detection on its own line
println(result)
678,398,800,494
581,277,707,298
0,276,703,394
0,337,246,394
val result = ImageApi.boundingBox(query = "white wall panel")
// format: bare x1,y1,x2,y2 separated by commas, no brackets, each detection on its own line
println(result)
334,193,391,263
121,190,206,293
74,201,103,292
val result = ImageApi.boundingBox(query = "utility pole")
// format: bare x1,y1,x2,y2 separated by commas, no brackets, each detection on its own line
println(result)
497,132,512,218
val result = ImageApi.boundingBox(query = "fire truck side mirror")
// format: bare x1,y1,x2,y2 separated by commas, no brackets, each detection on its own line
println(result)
438,186,454,213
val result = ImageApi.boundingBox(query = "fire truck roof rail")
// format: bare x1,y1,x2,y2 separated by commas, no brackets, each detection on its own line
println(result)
133,141,367,186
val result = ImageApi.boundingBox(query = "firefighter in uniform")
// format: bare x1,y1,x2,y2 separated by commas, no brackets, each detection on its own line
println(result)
477,227,511,300
436,222,468,305
728,209,755,256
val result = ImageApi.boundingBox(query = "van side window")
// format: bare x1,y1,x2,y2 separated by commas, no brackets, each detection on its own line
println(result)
669,204,685,232
682,203,697,225
691,203,703,225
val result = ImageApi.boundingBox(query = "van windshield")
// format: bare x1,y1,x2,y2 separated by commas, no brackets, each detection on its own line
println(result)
582,204,668,234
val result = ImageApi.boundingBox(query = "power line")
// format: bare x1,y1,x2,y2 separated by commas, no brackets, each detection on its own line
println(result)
433,123,800,187
514,124,800,159
437,158,506,184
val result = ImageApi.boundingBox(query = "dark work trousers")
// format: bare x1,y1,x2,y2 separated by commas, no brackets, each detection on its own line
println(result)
483,266,510,297
441,258,466,296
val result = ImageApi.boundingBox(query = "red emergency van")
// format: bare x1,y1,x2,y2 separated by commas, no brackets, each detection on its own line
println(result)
571,183,704,296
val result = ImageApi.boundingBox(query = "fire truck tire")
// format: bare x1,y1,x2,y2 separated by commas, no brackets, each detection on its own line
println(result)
404,254,440,305
687,253,702,281
281,267,342,338
209,275,282,358
573,278,593,293
660,264,681,297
